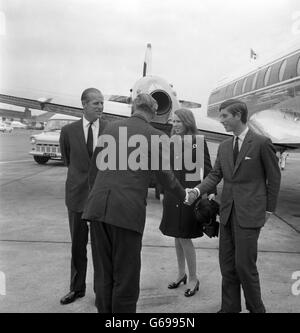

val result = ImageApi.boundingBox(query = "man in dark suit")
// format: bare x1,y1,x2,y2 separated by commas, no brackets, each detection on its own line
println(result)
186,99,281,313
82,93,186,313
59,88,108,305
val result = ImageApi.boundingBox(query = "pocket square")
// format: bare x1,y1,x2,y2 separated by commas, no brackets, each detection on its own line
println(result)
245,156,252,160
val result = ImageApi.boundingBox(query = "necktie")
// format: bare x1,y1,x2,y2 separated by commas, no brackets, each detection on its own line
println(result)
233,136,239,165
87,122,93,158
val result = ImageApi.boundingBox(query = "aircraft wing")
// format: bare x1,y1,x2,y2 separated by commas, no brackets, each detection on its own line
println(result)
194,112,232,143
0,94,82,117
0,93,230,144
105,95,202,109
0,93,130,121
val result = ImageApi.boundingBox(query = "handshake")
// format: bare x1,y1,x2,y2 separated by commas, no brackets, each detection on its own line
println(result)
184,188,215,205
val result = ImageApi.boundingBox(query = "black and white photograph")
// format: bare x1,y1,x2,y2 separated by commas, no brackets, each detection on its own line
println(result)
0,0,299,315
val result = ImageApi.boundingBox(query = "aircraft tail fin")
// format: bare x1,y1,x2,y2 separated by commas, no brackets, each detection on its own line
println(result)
143,43,152,77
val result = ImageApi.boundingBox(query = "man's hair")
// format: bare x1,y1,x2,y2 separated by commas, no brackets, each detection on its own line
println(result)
171,108,198,136
81,88,102,103
219,99,248,124
132,93,158,115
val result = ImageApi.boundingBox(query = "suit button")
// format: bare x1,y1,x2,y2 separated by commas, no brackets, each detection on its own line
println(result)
176,204,179,208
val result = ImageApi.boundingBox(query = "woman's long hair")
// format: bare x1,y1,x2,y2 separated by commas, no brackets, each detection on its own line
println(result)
171,108,199,136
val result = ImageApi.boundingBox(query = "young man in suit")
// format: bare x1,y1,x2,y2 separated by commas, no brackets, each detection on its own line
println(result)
82,93,187,313
186,99,281,313
59,88,108,305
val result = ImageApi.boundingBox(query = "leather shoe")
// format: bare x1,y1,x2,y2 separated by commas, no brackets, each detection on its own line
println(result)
217,309,227,313
168,274,187,289
60,291,85,305
184,280,199,297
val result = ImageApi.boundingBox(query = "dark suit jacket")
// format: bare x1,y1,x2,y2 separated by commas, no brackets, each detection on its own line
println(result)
197,130,281,228
59,118,108,212
83,114,186,235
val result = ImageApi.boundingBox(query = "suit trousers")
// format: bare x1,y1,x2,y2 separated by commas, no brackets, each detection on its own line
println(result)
90,221,142,313
68,210,89,293
219,205,266,313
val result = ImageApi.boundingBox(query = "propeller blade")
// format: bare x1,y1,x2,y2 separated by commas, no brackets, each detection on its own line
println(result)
105,95,131,104
143,43,152,77
179,100,202,108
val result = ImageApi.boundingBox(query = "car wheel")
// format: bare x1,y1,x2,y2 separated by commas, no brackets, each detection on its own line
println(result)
33,156,50,164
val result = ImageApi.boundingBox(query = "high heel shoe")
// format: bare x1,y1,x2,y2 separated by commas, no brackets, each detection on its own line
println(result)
184,280,199,297
168,274,187,289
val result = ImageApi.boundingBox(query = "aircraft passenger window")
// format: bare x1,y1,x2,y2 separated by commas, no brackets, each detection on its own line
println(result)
297,56,300,76
252,72,258,90
233,82,238,96
279,60,287,81
242,77,248,94
264,67,271,86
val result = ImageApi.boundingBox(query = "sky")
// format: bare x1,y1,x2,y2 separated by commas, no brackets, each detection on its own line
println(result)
0,0,300,115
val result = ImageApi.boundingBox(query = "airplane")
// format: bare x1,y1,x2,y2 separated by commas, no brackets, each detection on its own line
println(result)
1,43,299,169
207,46,300,168
0,43,229,142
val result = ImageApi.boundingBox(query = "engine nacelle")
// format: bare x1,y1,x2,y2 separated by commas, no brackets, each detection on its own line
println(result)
130,75,181,124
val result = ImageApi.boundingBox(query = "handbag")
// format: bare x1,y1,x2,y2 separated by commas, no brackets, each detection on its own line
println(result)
193,198,220,238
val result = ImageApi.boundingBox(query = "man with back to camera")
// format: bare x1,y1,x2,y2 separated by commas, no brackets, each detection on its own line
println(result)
59,88,108,305
186,99,281,313
82,93,188,313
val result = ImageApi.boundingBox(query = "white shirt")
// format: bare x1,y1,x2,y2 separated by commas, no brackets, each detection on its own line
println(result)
233,126,249,151
82,116,99,152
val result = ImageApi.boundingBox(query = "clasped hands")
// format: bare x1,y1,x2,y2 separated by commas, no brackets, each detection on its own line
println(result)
184,188,215,205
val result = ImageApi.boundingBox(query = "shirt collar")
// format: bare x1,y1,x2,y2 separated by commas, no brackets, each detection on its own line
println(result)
83,116,99,127
236,126,249,142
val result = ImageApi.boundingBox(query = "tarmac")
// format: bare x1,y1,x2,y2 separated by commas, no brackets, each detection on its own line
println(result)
0,129,299,313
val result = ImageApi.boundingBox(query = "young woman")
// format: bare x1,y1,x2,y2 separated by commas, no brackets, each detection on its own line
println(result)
159,108,216,297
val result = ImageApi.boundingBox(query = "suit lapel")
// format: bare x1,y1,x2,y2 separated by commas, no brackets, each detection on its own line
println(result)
233,130,253,175
76,119,90,159
226,138,235,172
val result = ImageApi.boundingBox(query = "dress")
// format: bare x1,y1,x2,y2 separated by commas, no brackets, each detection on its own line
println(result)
159,135,215,238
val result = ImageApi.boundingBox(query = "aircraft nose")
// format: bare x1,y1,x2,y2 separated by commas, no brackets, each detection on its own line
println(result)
250,110,300,146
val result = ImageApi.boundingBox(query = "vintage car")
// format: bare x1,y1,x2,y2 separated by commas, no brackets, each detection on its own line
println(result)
29,114,80,164
0,121,13,133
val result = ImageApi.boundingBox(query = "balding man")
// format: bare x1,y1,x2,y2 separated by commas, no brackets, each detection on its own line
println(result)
59,88,108,305
83,93,186,313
